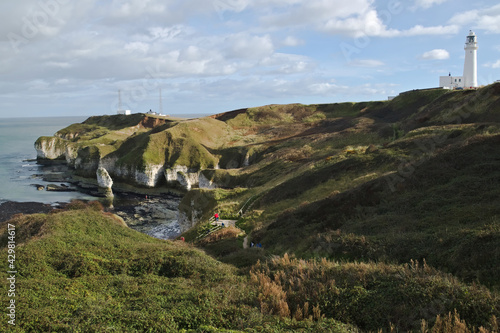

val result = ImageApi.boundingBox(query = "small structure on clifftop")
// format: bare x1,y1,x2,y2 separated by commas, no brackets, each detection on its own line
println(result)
439,31,478,89
116,90,131,115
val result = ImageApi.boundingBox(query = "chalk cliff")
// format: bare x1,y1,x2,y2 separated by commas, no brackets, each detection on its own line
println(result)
35,114,239,191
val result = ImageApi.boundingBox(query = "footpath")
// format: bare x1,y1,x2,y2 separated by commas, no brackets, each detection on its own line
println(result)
211,219,237,228
194,216,239,242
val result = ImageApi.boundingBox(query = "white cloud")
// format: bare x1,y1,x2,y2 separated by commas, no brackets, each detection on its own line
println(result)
413,0,449,9
146,26,184,42
124,42,150,54
401,25,459,36
261,0,380,30
46,61,73,69
225,34,274,59
485,60,500,69
109,0,167,19
322,9,399,38
55,79,70,85
0,0,495,118
258,0,458,38
262,53,315,74
282,36,303,47
0,0,96,45
348,59,385,67
419,49,450,60
27,79,50,90
450,4,500,34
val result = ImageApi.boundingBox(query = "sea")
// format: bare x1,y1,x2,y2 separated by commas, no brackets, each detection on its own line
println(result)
0,114,209,205
0,116,92,204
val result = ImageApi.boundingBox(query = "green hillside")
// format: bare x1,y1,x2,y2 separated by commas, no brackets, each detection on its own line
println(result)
185,85,500,330
18,83,500,331
1,202,498,332
199,85,500,288
0,202,354,332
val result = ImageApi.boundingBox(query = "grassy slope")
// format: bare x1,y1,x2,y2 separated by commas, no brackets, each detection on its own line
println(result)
38,114,235,176
284,88,498,285
1,203,496,332
0,202,354,332
25,84,500,331
204,85,500,284
188,85,500,330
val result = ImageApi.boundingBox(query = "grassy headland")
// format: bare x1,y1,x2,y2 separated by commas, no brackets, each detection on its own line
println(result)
19,83,500,331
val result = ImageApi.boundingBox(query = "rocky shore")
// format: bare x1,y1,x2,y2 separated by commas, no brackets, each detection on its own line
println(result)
0,192,183,240
2,154,184,240
0,201,58,223
113,194,182,240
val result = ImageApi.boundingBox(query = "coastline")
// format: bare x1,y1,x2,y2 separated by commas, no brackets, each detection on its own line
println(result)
0,191,183,240
0,201,58,223
1,113,214,238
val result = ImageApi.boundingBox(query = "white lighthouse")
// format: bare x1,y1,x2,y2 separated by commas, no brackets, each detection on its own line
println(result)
463,30,478,88
439,31,478,89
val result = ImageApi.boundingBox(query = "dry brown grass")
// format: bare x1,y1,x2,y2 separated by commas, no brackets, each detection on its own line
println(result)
250,267,290,318
420,310,498,333
198,226,241,245
248,254,499,331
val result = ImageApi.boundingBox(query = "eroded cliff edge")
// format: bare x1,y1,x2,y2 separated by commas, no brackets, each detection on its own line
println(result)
36,114,243,189
36,85,500,235
34,112,260,231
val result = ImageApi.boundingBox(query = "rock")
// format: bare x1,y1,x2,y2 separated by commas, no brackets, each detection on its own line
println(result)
43,173,70,182
199,172,217,189
0,201,54,223
114,196,181,239
144,221,181,240
99,157,165,188
96,167,113,189
46,184,76,192
366,144,379,153
31,184,45,191
165,165,200,191
35,137,67,160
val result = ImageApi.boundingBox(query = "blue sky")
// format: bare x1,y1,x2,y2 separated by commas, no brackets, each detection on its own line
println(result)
0,0,499,118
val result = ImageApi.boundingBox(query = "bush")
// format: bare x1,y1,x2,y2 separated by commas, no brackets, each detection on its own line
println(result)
249,255,500,331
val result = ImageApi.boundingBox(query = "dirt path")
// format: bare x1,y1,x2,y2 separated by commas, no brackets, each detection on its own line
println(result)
211,220,237,227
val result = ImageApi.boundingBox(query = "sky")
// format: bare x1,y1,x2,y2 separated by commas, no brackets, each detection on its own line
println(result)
0,0,499,118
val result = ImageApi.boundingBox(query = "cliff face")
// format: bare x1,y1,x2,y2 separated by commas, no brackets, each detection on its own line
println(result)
35,114,234,190
35,136,67,160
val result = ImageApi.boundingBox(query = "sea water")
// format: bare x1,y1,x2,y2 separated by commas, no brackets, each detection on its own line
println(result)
0,116,93,204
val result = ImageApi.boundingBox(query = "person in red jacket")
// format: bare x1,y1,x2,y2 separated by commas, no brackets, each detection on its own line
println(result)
214,213,219,221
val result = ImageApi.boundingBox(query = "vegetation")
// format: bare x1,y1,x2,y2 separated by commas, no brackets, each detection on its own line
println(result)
250,254,498,331
0,202,358,332
20,83,500,331
191,84,500,331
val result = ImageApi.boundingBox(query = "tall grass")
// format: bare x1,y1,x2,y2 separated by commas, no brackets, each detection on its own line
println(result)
249,254,499,331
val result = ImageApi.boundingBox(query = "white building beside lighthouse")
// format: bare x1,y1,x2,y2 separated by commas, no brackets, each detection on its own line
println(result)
439,31,478,89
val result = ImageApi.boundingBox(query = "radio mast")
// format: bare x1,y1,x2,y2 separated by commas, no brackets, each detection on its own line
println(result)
159,88,163,115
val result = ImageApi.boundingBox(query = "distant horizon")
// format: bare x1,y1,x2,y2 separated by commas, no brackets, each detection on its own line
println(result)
2,81,498,120
0,112,213,120
1,1,499,118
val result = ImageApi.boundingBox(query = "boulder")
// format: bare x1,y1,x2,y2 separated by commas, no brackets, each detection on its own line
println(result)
46,184,75,192
96,167,113,189
31,184,45,191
